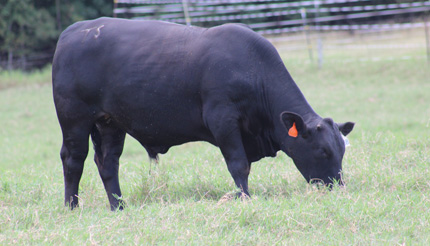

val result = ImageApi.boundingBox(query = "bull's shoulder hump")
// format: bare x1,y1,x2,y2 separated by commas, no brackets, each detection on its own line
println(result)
205,23,270,49
218,23,252,30
204,23,279,59
207,23,255,37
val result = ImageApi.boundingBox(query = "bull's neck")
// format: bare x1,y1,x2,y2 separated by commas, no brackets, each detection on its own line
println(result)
262,66,320,142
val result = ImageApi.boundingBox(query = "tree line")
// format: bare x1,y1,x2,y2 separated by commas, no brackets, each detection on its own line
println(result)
0,0,112,71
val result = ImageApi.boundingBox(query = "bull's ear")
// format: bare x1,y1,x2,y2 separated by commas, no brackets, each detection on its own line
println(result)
280,112,308,138
338,122,355,136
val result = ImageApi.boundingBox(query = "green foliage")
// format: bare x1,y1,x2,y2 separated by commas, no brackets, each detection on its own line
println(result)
0,0,112,70
0,0,56,68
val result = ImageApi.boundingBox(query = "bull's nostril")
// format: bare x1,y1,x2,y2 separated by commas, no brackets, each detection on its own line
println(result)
309,177,344,190
309,178,324,184
309,178,326,188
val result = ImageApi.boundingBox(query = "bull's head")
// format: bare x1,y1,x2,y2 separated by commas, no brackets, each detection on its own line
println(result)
280,112,355,186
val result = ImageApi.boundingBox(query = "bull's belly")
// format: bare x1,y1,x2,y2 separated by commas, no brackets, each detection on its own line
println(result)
101,107,215,155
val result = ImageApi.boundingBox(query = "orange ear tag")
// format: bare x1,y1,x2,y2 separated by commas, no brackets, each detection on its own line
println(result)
288,122,298,138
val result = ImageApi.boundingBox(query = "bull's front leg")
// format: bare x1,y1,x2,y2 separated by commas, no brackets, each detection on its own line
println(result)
205,112,251,197
220,140,251,198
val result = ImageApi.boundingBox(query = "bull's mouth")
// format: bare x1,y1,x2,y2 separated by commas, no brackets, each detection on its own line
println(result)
309,177,344,189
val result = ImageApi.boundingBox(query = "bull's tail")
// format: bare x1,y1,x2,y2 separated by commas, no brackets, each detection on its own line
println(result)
90,124,103,166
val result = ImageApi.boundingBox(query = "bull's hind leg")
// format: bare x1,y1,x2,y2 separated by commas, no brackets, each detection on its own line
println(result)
59,122,92,209
91,119,126,210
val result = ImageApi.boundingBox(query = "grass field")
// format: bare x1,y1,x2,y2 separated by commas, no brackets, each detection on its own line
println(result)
1,29,430,245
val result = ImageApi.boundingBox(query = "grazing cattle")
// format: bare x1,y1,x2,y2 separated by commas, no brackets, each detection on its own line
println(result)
52,17,354,210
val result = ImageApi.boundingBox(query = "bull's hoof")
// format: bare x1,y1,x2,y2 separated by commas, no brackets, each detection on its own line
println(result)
217,191,250,205
110,199,126,211
217,192,236,205
111,204,125,211
235,191,250,200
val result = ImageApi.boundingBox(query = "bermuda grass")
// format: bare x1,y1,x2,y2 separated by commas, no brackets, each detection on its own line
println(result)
0,30,429,245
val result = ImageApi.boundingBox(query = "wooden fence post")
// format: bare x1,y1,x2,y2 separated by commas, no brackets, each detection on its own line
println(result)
114,0,118,18
314,0,323,69
301,8,313,63
425,15,430,64
182,0,191,26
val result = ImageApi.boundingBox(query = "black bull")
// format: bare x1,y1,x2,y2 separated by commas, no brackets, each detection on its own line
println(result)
52,17,354,210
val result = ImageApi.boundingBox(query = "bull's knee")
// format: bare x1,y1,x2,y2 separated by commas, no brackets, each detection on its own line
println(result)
62,151,86,174
60,145,69,162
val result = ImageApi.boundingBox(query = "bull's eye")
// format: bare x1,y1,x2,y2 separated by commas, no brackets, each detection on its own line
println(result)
322,151,329,159
318,148,330,159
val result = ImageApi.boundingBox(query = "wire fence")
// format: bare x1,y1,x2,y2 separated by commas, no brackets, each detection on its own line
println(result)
114,0,430,66
269,25,428,65
114,0,430,33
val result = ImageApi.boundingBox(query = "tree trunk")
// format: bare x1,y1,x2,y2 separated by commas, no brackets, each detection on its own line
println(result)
56,0,62,32
20,54,27,70
7,48,13,71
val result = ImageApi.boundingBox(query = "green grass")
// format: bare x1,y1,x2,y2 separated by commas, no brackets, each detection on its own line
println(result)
0,66,52,90
1,30,430,244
